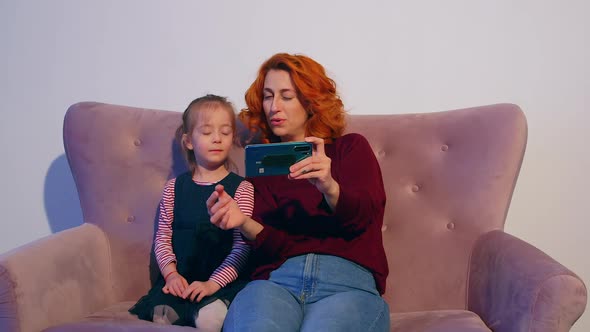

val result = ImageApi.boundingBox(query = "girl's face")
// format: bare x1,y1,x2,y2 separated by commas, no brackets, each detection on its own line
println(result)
184,105,234,170
262,69,308,142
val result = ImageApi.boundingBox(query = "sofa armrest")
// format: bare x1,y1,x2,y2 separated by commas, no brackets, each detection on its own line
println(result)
0,224,115,332
468,230,587,332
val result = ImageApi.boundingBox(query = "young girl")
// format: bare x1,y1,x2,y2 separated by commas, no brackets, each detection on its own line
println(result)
129,94,253,331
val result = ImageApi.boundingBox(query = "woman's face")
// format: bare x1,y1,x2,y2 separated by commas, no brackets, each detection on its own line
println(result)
262,69,308,142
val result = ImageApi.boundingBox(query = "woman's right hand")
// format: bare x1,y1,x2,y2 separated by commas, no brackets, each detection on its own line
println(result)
162,272,188,297
207,184,247,230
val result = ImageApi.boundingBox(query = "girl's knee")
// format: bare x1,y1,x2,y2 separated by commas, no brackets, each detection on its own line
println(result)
195,299,228,332
152,304,179,325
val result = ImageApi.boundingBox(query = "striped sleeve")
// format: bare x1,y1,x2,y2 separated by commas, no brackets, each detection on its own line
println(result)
154,178,176,273
209,180,254,287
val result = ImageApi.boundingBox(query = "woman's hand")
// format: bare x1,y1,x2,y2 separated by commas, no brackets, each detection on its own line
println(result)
289,137,340,210
162,272,188,297
181,280,221,302
207,184,247,230
207,184,263,240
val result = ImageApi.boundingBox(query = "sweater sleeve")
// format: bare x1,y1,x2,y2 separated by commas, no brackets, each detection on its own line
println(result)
331,133,386,234
247,179,294,259
333,134,386,233
154,179,177,273
209,180,253,286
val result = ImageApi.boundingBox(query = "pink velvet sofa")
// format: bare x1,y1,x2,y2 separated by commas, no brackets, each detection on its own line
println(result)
0,102,586,332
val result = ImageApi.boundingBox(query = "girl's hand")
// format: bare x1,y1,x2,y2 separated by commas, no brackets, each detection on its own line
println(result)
181,280,222,302
207,184,247,230
161,272,188,297
289,137,338,196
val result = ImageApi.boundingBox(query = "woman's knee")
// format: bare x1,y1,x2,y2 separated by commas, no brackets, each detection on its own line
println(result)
301,291,389,332
224,280,303,332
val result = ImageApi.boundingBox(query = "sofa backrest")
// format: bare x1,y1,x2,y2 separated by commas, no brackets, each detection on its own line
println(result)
345,106,527,311
63,102,527,311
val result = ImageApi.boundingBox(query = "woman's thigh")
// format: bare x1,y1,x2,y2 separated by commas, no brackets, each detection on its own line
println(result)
223,280,303,332
300,290,390,332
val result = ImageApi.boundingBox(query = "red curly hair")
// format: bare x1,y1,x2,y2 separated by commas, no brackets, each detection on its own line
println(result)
239,53,346,143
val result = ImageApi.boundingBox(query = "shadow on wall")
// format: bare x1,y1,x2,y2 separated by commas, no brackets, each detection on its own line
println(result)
44,154,83,233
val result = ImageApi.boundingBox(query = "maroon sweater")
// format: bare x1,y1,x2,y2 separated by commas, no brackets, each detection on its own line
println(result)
246,133,389,294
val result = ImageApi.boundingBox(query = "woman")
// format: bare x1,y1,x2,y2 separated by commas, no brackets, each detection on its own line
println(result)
207,53,389,332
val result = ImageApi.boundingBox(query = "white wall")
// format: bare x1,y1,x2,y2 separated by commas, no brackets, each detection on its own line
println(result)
1,0,588,329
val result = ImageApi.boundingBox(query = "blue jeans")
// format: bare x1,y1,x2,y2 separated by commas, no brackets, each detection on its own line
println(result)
223,254,390,332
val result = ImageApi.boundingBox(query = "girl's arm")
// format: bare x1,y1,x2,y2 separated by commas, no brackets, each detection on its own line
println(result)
154,179,177,274
209,181,254,287
154,179,189,296
209,229,251,286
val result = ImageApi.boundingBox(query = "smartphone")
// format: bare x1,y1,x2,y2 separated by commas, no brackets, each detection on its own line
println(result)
245,141,313,177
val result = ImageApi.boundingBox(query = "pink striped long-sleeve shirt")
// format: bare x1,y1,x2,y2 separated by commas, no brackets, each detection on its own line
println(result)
154,178,254,287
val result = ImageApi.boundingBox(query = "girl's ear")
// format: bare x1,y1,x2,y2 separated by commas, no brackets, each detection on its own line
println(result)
182,133,193,150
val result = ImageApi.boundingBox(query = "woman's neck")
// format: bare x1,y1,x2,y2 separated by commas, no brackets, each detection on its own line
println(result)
280,135,304,142
192,165,229,183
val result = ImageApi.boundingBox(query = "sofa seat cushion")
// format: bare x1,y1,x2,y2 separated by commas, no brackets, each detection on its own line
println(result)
391,310,491,332
42,301,195,331
42,303,490,332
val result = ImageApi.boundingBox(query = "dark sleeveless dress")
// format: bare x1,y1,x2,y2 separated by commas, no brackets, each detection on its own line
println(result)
129,172,248,326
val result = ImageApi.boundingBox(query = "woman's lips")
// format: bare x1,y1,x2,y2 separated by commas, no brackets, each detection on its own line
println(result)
270,118,285,126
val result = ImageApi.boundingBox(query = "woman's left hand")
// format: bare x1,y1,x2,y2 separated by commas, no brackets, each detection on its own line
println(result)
289,137,340,207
